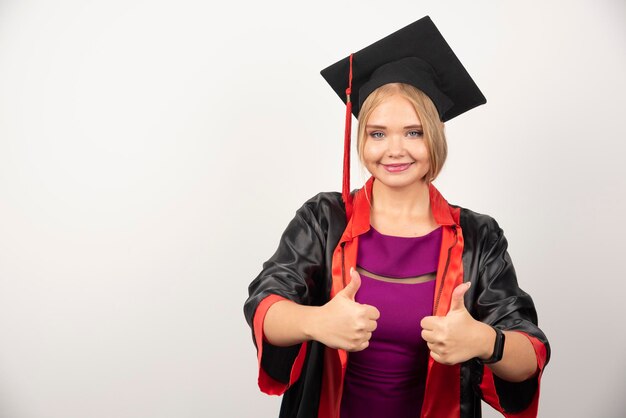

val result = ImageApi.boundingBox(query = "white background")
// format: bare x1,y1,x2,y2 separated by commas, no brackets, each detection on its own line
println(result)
1,0,625,417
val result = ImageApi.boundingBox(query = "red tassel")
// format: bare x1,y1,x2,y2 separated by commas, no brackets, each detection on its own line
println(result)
342,54,354,220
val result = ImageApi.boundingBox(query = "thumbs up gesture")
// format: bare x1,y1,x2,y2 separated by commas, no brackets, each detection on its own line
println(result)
313,268,380,352
420,282,494,365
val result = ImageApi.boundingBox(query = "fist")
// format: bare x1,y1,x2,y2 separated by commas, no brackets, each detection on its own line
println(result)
314,268,380,352
420,282,491,365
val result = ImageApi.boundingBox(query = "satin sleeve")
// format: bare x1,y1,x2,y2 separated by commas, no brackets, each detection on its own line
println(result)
471,223,551,417
243,203,326,395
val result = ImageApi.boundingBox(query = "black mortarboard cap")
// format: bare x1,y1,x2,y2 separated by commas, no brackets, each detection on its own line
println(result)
320,15,486,122
319,16,486,221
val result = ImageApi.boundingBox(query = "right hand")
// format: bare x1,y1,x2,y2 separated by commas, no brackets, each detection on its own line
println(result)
312,267,380,352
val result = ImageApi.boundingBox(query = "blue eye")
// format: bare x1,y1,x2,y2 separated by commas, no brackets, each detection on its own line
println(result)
369,131,385,139
407,130,424,138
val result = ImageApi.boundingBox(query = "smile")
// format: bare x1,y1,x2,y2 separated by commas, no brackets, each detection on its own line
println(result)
381,162,414,173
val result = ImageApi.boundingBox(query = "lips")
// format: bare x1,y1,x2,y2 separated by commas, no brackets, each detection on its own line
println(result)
382,162,414,173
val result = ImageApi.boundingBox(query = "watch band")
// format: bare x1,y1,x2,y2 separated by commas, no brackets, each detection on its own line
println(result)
479,326,505,364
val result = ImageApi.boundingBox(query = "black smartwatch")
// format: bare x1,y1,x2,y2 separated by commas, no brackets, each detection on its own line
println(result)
479,326,505,364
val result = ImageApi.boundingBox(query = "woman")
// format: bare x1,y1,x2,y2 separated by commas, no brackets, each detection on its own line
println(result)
244,16,549,418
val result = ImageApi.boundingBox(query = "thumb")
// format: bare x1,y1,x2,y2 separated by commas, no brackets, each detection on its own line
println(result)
449,282,471,312
340,267,361,300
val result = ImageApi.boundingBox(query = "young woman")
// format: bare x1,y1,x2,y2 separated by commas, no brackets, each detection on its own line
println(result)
244,16,550,418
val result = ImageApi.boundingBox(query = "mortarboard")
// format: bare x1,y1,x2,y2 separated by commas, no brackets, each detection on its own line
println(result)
320,16,486,219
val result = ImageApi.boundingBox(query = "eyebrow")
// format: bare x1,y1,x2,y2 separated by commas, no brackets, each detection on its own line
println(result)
365,124,423,129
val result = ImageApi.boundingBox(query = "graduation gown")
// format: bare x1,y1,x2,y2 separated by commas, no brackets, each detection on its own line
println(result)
244,177,550,418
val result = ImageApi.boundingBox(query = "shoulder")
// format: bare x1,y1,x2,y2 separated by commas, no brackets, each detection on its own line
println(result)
450,204,505,247
294,191,347,240
294,191,345,222
300,191,345,216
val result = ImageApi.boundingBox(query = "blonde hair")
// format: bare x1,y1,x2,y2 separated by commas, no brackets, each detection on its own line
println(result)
356,83,447,183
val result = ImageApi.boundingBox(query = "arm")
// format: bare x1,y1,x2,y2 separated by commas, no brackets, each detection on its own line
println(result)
243,203,326,394
421,282,539,382
473,322,538,382
243,196,377,394
263,300,318,346
264,268,379,351
421,219,550,416
472,221,550,415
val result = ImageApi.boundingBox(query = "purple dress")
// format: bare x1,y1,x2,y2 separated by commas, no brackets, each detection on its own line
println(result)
340,225,442,418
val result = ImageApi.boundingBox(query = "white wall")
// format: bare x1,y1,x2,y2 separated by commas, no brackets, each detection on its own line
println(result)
0,0,624,417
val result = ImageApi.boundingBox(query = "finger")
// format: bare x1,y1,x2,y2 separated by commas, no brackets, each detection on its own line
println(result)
421,329,435,343
364,305,380,320
427,342,445,357
340,267,362,300
420,315,440,331
430,350,444,364
449,282,471,312
364,319,378,333
348,339,370,352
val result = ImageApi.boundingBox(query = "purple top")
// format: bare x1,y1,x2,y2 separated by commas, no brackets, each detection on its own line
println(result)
358,226,442,278
340,226,442,418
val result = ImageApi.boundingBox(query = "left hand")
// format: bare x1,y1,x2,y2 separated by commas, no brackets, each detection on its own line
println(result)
420,282,494,365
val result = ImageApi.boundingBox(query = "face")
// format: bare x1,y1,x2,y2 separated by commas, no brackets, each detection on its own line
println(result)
362,93,430,190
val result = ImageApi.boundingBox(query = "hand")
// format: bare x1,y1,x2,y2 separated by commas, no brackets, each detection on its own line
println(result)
420,282,495,365
312,268,380,352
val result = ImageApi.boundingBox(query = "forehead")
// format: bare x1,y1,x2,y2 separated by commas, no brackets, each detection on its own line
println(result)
367,94,421,125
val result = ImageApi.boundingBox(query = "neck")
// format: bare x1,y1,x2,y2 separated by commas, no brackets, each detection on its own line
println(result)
370,178,431,218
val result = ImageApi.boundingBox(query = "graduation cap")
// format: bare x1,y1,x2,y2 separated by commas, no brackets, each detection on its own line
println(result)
320,16,486,219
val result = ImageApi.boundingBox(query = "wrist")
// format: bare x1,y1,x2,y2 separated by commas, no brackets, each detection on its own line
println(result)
478,326,506,364
302,305,322,342
477,323,497,360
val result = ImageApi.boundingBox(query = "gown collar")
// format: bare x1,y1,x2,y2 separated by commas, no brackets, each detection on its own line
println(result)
344,176,458,241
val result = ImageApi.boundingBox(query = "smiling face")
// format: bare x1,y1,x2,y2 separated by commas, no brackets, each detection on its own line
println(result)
361,93,431,190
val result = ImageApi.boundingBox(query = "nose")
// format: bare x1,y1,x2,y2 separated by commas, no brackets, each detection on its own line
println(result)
386,135,406,158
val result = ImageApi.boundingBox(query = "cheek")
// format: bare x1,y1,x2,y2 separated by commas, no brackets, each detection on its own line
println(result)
362,141,383,161
410,142,430,161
